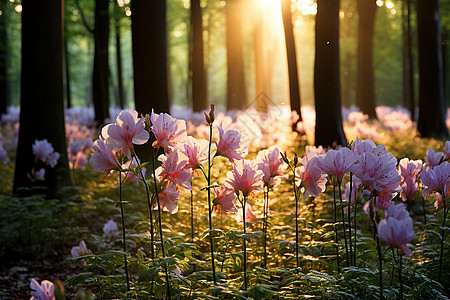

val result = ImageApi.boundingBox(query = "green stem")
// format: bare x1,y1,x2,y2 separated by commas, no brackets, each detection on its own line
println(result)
439,204,448,283
133,152,155,260
190,187,194,242
243,195,248,291
294,174,299,270
263,185,268,269
344,179,353,267
151,147,171,300
399,251,403,300
338,180,349,267
333,183,340,270
207,123,216,285
119,172,130,291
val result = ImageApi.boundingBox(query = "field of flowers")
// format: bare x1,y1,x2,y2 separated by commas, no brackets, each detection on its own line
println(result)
0,105,449,299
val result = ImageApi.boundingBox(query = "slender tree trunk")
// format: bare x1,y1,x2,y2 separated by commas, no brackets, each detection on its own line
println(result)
131,0,169,163
226,0,247,111
0,0,8,115
281,0,302,125
131,0,170,115
64,38,71,108
402,0,415,120
115,6,125,109
356,0,377,119
417,0,449,138
13,0,72,196
314,0,347,148
93,0,110,125
191,0,208,112
253,0,267,113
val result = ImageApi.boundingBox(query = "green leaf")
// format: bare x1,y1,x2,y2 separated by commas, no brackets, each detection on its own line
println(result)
64,272,94,287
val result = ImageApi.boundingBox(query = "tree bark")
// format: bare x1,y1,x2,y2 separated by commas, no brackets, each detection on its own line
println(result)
115,4,125,109
93,0,110,125
314,0,347,148
190,0,208,112
253,0,267,113
0,0,8,115
226,0,247,111
281,0,302,125
356,0,377,119
417,0,448,138
13,0,72,196
131,0,170,115
402,0,415,121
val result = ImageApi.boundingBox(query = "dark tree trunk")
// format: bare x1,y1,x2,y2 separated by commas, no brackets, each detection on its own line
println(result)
402,0,415,121
253,0,267,113
115,5,125,109
314,0,347,148
356,0,377,119
64,38,72,108
93,0,110,125
0,0,8,115
281,0,302,125
417,0,448,138
131,0,170,115
190,0,208,112
226,0,247,111
13,0,72,196
131,0,169,162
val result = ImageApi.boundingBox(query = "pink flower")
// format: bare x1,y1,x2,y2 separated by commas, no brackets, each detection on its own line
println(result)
377,203,414,256
352,138,387,157
317,147,358,182
35,168,46,180
102,109,149,150
158,150,192,189
151,110,187,150
305,145,326,156
158,182,179,214
444,141,450,160
225,159,263,197
256,146,286,187
30,279,55,300
236,203,257,223
354,152,399,192
421,161,450,200
400,176,418,203
181,136,215,170
295,155,327,200
71,240,89,259
103,220,119,242
32,139,60,168
215,126,248,162
212,185,237,214
424,147,445,169
398,158,423,181
89,137,121,175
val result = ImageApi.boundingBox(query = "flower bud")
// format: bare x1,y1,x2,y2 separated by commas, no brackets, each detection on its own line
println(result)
293,152,298,167
205,104,215,125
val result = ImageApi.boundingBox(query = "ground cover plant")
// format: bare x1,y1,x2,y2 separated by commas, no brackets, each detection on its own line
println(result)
0,105,449,299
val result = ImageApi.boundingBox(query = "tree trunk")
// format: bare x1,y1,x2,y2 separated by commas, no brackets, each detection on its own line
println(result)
356,0,377,119
0,0,8,115
281,0,302,125
131,0,170,115
402,0,415,121
64,38,71,108
13,0,72,196
314,0,347,148
93,0,110,125
253,0,267,113
417,0,448,138
226,0,247,111
190,0,208,112
115,4,125,109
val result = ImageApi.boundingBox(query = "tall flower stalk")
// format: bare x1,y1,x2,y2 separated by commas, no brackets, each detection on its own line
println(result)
439,202,449,282
151,146,171,300
205,105,217,284
118,172,130,291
